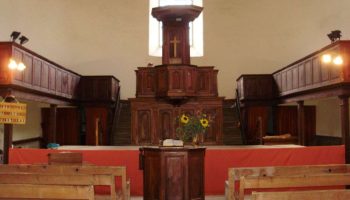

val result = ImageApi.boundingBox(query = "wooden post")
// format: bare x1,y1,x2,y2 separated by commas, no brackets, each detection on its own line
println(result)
95,118,100,146
3,95,16,164
339,96,350,163
297,101,305,146
49,104,57,143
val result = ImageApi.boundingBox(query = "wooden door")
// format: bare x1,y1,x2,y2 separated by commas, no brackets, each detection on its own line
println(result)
84,107,109,145
41,107,80,146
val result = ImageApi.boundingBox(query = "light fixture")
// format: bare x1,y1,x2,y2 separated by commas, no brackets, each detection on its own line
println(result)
7,58,26,71
10,31,21,42
321,54,332,63
19,36,29,45
17,62,26,71
333,55,343,65
321,53,344,66
8,59,18,69
327,30,342,43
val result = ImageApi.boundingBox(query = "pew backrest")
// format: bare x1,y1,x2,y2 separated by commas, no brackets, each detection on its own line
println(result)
0,164,129,200
0,183,94,200
239,173,350,200
227,164,350,200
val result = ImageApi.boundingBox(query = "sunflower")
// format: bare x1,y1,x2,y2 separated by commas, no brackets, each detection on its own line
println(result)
200,118,209,128
180,114,189,124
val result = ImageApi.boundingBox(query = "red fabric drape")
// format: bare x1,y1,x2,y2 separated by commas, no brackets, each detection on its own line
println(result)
9,145,344,195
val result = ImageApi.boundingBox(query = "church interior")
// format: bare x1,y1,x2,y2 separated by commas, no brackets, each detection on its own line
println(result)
0,0,350,199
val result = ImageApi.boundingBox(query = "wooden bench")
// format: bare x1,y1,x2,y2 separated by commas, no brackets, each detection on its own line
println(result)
0,164,130,200
251,189,350,200
0,183,94,200
239,173,350,200
226,164,350,200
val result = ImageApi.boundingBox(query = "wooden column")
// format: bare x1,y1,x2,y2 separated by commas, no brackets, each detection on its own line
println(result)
3,95,16,164
49,104,57,143
339,96,350,163
297,101,305,146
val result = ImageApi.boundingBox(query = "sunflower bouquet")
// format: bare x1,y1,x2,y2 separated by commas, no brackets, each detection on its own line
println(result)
175,112,210,142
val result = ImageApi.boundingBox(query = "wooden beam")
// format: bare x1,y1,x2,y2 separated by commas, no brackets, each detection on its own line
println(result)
49,104,57,143
297,101,305,146
2,94,16,164
339,95,350,163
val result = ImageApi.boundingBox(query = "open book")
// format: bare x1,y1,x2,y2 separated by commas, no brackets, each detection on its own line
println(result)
162,139,184,147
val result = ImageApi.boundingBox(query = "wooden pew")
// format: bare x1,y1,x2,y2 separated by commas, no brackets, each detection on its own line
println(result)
239,173,350,200
226,164,350,200
0,183,94,200
0,164,130,200
251,189,350,200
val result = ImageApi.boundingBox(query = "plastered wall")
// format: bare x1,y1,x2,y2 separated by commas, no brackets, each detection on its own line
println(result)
1,0,350,99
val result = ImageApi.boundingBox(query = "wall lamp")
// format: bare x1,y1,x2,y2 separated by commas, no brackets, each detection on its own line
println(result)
321,53,343,66
19,36,29,45
327,30,342,43
8,58,26,71
10,31,21,42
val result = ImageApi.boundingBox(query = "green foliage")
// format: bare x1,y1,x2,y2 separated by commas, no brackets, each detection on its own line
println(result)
175,112,210,142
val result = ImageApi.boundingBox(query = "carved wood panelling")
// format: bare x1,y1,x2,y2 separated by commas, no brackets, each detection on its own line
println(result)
33,58,41,87
23,53,33,85
131,98,223,145
305,60,312,85
41,62,49,89
137,109,152,144
270,42,349,97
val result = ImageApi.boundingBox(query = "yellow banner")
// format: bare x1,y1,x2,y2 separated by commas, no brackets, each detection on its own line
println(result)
0,102,26,124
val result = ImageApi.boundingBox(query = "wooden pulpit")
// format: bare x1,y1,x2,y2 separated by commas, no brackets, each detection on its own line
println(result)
139,147,206,200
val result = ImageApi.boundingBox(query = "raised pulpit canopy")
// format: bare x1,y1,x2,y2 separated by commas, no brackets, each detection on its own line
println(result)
152,5,203,65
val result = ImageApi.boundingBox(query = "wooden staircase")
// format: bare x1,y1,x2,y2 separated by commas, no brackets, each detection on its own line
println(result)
111,100,131,145
223,99,243,145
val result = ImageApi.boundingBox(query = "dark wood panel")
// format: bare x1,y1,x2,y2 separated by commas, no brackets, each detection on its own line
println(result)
321,62,329,81
41,107,80,146
236,75,276,102
131,98,223,145
23,53,33,84
305,60,312,85
56,69,62,93
13,48,23,81
136,109,153,144
158,109,174,140
275,106,298,137
298,64,305,87
292,67,298,89
79,76,119,102
312,58,321,84
141,147,205,200
165,154,186,199
62,72,68,95
41,62,49,89
49,66,56,91
33,58,42,87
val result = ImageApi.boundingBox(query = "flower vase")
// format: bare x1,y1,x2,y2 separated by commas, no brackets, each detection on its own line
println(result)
192,134,200,147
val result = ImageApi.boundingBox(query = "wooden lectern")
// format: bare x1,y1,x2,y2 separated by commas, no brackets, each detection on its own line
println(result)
139,147,206,200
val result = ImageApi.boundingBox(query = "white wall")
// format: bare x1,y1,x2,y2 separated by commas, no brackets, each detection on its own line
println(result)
315,98,342,137
0,0,350,99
